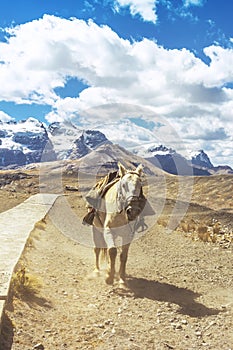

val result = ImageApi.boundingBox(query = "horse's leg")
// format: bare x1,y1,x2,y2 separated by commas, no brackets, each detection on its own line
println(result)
106,247,117,285
94,247,101,273
103,225,117,284
93,226,105,275
119,243,130,283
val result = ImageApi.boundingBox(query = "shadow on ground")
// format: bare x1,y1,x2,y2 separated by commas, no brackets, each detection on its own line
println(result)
114,276,221,318
0,291,52,350
0,312,14,350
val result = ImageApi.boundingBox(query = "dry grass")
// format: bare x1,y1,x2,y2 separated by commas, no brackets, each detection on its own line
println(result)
34,218,47,231
176,216,233,246
24,220,45,249
11,265,42,298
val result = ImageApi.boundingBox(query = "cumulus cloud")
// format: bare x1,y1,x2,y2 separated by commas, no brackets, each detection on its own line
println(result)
114,0,158,23
0,15,233,165
0,111,13,122
93,118,158,149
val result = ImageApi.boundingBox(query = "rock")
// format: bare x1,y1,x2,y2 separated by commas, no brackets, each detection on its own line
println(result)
94,323,105,329
33,343,44,350
175,323,183,330
205,321,216,330
195,331,202,337
181,319,188,325
104,319,113,325
65,185,79,191
171,322,182,330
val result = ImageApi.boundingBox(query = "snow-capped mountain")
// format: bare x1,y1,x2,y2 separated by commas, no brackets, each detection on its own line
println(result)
0,117,232,175
70,130,110,159
0,118,56,167
48,121,83,159
133,145,220,175
0,118,111,168
134,144,176,158
134,144,194,175
187,150,214,169
94,120,231,174
48,121,110,160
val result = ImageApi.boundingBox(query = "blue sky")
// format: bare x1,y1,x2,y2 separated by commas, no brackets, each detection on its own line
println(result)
0,0,233,165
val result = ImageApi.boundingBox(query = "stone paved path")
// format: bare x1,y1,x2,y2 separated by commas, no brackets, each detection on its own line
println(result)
0,193,59,327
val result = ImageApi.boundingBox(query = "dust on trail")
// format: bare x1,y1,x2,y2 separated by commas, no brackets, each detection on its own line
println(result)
1,193,233,350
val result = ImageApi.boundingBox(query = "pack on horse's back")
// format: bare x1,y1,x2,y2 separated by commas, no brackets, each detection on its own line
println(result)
82,170,120,225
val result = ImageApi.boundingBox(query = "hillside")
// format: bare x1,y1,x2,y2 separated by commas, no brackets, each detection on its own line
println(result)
0,169,233,349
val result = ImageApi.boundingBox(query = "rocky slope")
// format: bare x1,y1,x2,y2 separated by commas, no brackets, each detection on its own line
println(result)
134,145,233,176
0,118,56,167
0,118,232,175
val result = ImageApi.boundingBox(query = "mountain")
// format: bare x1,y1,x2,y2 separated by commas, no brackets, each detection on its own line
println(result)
71,142,158,176
0,118,56,168
210,165,233,175
0,117,232,176
133,144,233,175
0,119,111,168
48,121,110,160
187,150,213,169
94,119,233,175
188,150,233,174
70,130,110,159
133,145,212,176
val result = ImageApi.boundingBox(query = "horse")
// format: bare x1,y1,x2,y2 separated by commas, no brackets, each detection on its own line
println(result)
88,162,145,285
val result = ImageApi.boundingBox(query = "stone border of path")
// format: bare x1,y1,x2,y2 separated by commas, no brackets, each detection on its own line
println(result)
0,193,59,331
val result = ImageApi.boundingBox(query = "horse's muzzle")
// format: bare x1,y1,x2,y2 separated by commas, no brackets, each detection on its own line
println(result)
126,205,141,221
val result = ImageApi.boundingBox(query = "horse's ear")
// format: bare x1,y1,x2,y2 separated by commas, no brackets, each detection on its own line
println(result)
118,162,127,177
136,164,143,176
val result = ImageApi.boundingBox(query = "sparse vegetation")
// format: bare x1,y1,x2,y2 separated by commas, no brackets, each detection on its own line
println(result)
11,265,42,298
24,220,45,249
176,217,233,247
34,218,46,231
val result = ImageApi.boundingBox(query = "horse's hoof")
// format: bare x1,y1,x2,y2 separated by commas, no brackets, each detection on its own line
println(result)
93,268,100,276
105,275,114,285
118,278,127,287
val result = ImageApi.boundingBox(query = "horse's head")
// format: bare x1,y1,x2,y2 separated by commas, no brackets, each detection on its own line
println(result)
117,162,144,221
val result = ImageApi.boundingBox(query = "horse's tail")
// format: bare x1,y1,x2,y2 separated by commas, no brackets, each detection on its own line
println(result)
100,248,108,263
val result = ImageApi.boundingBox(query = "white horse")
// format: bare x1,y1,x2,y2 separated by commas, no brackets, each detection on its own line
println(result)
90,162,144,285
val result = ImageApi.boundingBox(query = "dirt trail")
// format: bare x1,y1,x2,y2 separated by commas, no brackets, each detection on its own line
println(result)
1,194,233,350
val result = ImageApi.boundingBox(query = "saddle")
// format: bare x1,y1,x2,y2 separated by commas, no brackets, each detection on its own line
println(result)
82,171,120,225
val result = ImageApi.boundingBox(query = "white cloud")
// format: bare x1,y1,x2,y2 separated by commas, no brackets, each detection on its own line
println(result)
0,111,13,122
114,0,158,23
0,15,233,165
93,118,158,149
202,46,233,86
183,0,204,7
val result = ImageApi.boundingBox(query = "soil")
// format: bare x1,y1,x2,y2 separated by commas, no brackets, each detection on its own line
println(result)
0,172,233,350
0,170,38,213
0,190,29,213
